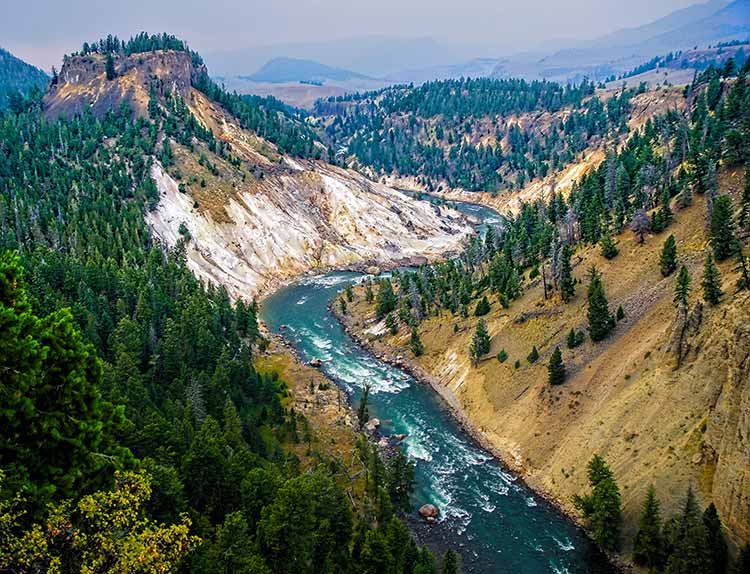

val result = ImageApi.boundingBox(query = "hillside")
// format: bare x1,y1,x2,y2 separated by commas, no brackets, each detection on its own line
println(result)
336,68,750,562
0,33,462,574
0,46,48,109
44,47,471,300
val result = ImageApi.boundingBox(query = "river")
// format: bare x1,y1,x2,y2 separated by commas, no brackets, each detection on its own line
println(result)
260,195,614,574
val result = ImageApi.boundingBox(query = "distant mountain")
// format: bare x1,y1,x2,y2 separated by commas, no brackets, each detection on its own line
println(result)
0,46,48,109
245,57,371,84
205,36,490,79
493,0,750,82
582,0,731,49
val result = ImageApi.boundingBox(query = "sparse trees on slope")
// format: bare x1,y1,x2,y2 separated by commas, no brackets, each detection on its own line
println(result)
674,266,692,310
633,485,665,571
710,195,737,261
474,295,490,316
560,244,576,302
660,234,678,277
469,319,491,366
410,327,425,357
600,232,619,259
702,253,723,305
586,266,615,342
572,455,622,552
547,347,566,385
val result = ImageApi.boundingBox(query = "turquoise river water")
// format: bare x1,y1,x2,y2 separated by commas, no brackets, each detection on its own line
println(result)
260,195,614,574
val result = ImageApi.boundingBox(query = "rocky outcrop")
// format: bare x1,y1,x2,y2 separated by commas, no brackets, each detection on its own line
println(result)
419,503,440,522
44,50,206,119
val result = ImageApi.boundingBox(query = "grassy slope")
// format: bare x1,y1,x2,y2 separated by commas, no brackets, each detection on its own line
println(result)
343,167,749,551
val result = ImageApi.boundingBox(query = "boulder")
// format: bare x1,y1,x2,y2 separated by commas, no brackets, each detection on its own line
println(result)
419,504,440,522
392,434,407,441
365,418,381,432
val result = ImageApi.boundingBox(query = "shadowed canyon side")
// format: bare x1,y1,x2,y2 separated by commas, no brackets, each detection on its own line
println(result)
43,49,471,300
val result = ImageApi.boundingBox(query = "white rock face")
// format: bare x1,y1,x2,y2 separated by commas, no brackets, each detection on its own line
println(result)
147,160,471,301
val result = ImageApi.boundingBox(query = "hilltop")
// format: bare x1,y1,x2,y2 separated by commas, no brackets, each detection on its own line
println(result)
43,39,471,299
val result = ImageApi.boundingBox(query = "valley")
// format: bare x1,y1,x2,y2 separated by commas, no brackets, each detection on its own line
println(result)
0,13,748,574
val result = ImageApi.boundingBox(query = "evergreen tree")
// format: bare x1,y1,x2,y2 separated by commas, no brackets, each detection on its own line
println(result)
660,234,678,277
739,168,750,231
547,347,566,385
376,278,398,319
674,266,692,310
410,327,425,357
357,384,371,429
442,549,460,574
586,267,615,342
736,242,750,291
633,485,665,571
600,232,619,259
386,313,399,335
527,346,540,364
469,319,491,366
665,487,711,574
616,305,625,321
703,503,727,574
474,295,491,316
105,52,116,80
567,329,585,349
701,253,723,305
560,244,576,302
710,195,737,261
572,456,622,552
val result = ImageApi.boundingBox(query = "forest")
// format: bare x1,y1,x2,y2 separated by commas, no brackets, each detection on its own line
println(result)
0,37,455,573
315,76,636,192
344,60,750,573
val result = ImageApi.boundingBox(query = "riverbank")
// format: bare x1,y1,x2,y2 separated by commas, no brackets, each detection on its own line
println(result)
330,302,641,573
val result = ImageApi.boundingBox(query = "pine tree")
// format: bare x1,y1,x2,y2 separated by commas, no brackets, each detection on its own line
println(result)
600,232,619,259
674,265,692,310
572,456,622,552
567,328,584,349
736,242,750,291
586,266,614,342
702,253,723,305
442,549,460,574
710,195,737,261
660,234,678,277
410,327,424,357
469,319,491,366
560,244,576,302
357,384,371,429
376,278,398,319
633,485,665,571
703,503,727,574
739,168,750,232
547,347,566,385
665,487,711,574
386,313,399,335
474,295,490,316
527,346,540,364
631,210,651,244
616,305,625,321
105,52,117,80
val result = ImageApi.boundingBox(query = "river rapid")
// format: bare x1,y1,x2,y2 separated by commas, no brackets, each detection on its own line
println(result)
260,195,614,574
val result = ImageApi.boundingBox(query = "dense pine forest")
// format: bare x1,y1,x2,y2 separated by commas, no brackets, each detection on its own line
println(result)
315,77,637,192
0,46,48,111
0,35,451,574
343,60,750,571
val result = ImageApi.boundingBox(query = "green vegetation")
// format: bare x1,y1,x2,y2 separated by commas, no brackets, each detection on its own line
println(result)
0,47,48,111
547,347,566,385
660,234,678,277
573,456,622,552
586,267,615,342
0,40,437,572
469,319,491,365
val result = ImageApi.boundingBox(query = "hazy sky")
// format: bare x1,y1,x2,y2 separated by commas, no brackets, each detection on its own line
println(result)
2,0,702,71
